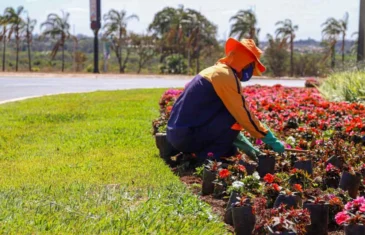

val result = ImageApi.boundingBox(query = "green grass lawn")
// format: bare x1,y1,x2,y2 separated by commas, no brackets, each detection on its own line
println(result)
0,89,227,234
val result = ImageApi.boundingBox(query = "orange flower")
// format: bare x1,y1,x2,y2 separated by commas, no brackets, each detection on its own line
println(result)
263,173,275,184
293,184,303,192
329,197,343,206
219,169,231,179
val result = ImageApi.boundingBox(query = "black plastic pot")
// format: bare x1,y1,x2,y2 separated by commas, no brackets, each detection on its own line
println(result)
293,160,313,175
326,156,344,170
303,203,329,235
323,176,340,189
345,224,365,235
240,160,257,175
202,169,216,195
213,183,226,199
232,206,256,235
339,171,361,198
155,133,179,162
273,194,302,209
258,154,275,178
224,192,240,225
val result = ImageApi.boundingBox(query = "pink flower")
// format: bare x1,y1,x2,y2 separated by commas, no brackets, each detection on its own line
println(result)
345,201,353,210
207,152,214,158
255,139,263,145
326,163,335,172
359,204,365,212
353,197,365,205
335,211,350,225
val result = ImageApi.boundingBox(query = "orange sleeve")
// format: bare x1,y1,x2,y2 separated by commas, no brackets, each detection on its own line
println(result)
210,70,268,139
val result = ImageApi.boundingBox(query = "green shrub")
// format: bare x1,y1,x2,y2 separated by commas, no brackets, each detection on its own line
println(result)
293,53,329,77
32,67,40,72
319,71,365,102
85,64,93,73
160,54,187,74
263,37,289,77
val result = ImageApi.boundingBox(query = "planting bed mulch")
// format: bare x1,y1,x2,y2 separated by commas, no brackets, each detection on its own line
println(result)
154,85,365,234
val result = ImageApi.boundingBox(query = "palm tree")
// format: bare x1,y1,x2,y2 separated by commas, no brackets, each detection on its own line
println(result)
229,10,260,46
0,14,10,72
103,9,139,73
40,11,71,72
5,6,24,72
275,19,298,77
338,12,349,64
23,16,37,71
181,9,217,74
322,18,341,69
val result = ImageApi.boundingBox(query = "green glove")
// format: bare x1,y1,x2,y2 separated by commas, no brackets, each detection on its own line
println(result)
233,132,262,162
262,130,285,153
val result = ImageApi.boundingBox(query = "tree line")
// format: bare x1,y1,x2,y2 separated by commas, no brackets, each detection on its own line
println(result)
0,5,359,76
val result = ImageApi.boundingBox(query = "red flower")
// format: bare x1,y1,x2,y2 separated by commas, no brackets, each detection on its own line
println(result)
207,152,214,158
219,169,231,179
238,165,246,172
272,183,281,192
290,168,298,174
263,173,275,184
293,184,303,192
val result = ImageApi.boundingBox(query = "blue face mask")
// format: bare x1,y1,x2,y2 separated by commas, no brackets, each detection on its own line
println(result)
241,63,255,82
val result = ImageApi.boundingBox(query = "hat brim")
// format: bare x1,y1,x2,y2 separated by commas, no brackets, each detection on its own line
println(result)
225,38,266,74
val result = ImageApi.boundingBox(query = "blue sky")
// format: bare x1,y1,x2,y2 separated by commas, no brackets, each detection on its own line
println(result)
0,0,361,41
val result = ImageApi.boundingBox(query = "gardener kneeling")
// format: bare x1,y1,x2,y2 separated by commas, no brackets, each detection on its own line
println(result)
167,38,284,162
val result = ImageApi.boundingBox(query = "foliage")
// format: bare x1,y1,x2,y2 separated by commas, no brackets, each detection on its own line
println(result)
293,53,329,77
152,88,182,134
103,9,139,73
264,34,289,77
160,54,187,74
275,19,298,76
229,9,260,46
321,17,341,69
319,71,365,102
4,5,24,71
264,205,311,234
130,33,157,73
149,5,218,74
335,197,365,225
40,10,72,72
22,16,37,71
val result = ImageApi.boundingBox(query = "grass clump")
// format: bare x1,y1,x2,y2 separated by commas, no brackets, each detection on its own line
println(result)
319,71,365,102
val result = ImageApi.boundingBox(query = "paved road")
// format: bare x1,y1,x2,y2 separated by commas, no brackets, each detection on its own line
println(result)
0,76,305,104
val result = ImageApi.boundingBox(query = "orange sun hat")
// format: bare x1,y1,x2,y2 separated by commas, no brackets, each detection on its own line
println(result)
224,38,266,76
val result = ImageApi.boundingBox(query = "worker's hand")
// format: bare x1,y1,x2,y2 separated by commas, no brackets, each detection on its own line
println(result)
262,131,285,153
233,132,262,162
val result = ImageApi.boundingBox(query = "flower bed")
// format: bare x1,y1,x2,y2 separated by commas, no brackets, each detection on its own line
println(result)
153,85,365,234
